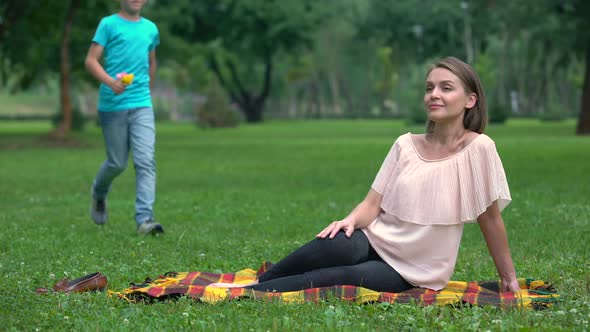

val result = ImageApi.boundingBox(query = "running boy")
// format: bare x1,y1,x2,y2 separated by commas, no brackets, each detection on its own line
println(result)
85,0,163,235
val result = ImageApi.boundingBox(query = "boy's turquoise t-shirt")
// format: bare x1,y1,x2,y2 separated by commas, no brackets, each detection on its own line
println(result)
92,14,159,112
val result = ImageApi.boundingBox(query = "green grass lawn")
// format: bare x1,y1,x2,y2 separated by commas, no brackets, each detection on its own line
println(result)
0,119,588,331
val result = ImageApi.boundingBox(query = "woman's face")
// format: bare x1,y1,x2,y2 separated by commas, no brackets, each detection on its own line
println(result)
423,68,476,125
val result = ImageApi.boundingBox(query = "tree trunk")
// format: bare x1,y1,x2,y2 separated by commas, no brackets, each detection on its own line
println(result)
340,78,355,118
207,50,272,123
497,28,508,108
288,88,298,118
463,9,474,64
329,72,342,116
53,0,79,138
242,102,264,122
576,47,590,135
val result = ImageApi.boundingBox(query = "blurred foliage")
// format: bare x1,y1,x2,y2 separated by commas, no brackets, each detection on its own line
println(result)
0,0,117,91
0,0,589,130
399,63,429,125
475,53,507,124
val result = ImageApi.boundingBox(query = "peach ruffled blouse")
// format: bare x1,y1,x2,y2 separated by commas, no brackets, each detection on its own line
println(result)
362,133,511,290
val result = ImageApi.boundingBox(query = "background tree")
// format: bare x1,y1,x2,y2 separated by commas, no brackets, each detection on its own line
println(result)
52,0,80,138
150,0,326,122
0,0,587,132
0,0,115,137
559,0,590,135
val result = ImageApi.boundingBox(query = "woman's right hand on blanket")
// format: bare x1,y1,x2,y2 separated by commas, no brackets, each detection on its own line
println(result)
316,218,355,239
500,277,521,293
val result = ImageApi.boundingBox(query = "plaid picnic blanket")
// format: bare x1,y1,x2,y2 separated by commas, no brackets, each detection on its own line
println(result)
111,262,559,309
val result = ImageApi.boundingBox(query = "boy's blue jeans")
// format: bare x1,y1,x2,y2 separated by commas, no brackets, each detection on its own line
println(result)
92,108,156,225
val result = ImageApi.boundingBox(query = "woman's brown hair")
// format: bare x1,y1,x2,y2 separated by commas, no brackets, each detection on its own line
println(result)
426,57,488,134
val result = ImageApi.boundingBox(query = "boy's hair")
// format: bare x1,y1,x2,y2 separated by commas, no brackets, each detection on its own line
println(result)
425,56,488,134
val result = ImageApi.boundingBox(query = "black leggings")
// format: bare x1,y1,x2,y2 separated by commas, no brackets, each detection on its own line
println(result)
247,231,413,292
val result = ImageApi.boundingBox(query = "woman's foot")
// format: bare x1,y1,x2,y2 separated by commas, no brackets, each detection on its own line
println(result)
208,280,259,288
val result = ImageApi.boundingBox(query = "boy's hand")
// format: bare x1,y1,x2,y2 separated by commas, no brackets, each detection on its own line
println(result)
108,79,126,95
118,73,134,86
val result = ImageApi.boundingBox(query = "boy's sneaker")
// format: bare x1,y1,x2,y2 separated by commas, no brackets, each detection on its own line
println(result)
137,220,164,235
90,198,108,225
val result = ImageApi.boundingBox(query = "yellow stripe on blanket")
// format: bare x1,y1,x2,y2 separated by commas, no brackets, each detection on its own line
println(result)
356,287,382,303
436,281,468,306
233,268,257,284
202,287,231,303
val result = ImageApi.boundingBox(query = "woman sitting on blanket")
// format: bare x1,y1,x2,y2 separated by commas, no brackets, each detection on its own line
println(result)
211,56,521,293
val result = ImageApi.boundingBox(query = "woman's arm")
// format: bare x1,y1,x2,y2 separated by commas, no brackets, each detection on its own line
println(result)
477,201,520,292
317,189,383,239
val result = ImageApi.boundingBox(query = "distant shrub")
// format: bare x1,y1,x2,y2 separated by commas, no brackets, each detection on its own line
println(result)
52,107,86,131
154,105,171,122
194,81,240,128
152,96,172,122
406,102,427,125
488,103,508,124
539,108,566,122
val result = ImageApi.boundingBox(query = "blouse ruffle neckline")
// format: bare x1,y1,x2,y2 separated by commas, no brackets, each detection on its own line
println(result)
408,133,484,162
373,133,511,226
